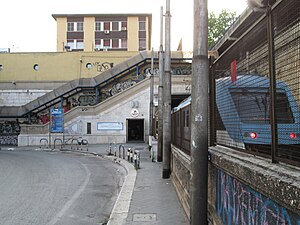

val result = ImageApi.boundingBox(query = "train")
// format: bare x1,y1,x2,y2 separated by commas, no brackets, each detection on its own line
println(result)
171,74,300,153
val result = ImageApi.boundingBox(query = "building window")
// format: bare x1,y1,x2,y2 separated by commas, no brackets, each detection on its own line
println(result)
95,22,102,31
76,40,84,49
86,63,92,69
95,39,102,49
112,22,119,31
77,22,84,31
112,39,119,48
87,122,91,134
68,22,83,32
104,22,110,31
67,39,75,49
121,39,127,48
68,22,74,31
121,21,127,31
139,38,146,49
33,64,39,71
103,39,111,48
139,21,146,31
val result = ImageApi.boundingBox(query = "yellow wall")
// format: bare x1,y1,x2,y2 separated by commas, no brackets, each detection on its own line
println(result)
56,17,67,52
84,17,95,52
0,51,138,82
127,17,139,51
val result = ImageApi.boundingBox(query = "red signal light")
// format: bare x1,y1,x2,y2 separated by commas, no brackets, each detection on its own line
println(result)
290,133,296,139
250,132,257,139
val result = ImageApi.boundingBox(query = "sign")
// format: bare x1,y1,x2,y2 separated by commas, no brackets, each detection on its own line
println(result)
50,108,64,133
131,108,139,117
97,122,123,131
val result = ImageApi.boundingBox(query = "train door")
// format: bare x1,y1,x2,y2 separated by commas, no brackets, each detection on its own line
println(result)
127,119,144,142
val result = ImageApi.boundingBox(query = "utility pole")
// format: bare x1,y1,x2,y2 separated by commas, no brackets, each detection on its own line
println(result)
162,0,171,179
158,6,164,162
149,48,154,149
190,0,208,224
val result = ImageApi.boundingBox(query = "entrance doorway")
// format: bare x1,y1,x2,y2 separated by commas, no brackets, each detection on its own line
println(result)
127,119,144,142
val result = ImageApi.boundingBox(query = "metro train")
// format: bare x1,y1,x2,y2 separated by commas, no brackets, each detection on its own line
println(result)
171,74,300,152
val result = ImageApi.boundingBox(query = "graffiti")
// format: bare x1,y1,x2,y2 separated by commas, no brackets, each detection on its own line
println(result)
0,122,20,146
0,122,20,135
110,79,137,96
78,95,96,106
0,135,18,145
71,95,96,107
143,66,192,76
94,62,114,72
40,114,50,124
217,170,300,225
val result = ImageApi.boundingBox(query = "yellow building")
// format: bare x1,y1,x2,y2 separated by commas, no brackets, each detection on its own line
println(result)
52,14,152,52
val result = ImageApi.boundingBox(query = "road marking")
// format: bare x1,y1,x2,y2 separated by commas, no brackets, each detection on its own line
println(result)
47,162,91,225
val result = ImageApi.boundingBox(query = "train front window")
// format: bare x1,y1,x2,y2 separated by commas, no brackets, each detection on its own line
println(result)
230,89,294,124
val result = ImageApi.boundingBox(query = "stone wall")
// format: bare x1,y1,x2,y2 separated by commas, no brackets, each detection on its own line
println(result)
171,145,300,224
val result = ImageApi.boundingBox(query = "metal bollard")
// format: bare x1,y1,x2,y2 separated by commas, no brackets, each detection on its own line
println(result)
134,150,140,169
114,143,117,156
130,149,133,163
127,148,131,161
119,145,125,159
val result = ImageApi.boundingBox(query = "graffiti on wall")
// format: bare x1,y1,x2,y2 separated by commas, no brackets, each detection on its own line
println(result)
0,122,20,145
217,170,300,225
143,66,192,76
71,94,96,107
101,78,137,99
95,62,114,72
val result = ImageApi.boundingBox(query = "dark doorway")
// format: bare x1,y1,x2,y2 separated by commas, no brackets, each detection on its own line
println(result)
127,119,144,142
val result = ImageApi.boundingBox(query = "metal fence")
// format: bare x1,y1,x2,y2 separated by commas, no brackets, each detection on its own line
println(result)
210,0,300,166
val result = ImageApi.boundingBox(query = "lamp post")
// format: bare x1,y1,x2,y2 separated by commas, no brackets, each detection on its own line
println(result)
162,0,171,179
190,0,209,224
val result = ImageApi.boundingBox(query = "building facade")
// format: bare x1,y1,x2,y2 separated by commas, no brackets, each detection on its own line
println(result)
52,14,152,52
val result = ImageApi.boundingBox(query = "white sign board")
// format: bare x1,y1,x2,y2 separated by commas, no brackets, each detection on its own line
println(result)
97,122,123,131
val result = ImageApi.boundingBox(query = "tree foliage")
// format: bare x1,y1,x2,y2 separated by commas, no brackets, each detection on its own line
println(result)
208,9,237,49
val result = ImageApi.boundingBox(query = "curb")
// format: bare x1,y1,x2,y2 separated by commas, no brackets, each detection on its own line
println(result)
104,156,136,225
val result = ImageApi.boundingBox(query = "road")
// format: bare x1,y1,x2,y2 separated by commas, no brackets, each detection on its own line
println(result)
0,150,126,225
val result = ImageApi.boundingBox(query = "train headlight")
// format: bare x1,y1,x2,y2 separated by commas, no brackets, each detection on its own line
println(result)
250,132,258,139
290,132,296,139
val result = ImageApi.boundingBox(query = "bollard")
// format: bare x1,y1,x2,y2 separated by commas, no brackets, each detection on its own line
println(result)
114,143,117,156
119,145,125,159
127,148,131,161
130,149,133,163
134,150,140,169
108,143,112,155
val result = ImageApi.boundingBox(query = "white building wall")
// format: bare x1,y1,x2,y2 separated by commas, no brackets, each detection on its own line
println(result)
0,90,50,106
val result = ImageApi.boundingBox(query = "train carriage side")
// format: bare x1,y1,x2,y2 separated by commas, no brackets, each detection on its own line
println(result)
216,75,300,148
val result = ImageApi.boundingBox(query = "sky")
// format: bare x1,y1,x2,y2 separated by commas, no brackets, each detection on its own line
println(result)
0,0,247,52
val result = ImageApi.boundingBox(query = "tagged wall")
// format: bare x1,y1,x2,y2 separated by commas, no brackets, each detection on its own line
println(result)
170,145,300,225
217,170,300,225
0,51,137,83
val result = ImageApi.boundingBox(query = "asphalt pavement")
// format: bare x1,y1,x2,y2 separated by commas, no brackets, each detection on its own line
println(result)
0,149,126,225
1,143,189,225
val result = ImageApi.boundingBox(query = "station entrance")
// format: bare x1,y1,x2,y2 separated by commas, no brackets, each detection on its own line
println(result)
127,119,144,142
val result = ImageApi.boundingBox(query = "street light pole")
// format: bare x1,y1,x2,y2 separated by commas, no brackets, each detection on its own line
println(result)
162,0,171,179
158,6,164,162
190,0,209,224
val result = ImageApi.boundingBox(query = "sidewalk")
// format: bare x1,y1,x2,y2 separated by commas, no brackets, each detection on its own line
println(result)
84,143,189,225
